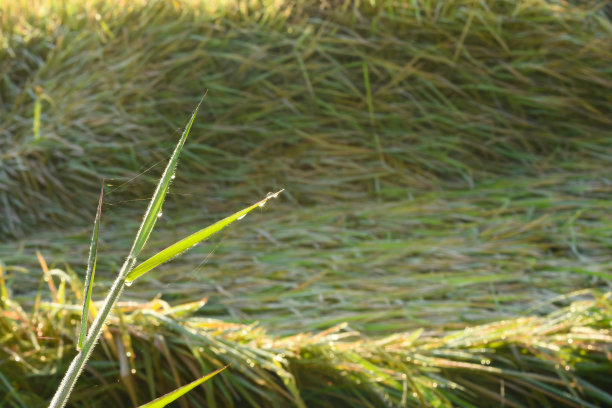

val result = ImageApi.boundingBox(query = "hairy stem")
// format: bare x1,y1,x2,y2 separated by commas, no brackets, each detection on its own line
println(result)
48,257,136,408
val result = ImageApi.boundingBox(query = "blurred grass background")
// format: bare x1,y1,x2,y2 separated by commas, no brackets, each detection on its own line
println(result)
1,0,611,406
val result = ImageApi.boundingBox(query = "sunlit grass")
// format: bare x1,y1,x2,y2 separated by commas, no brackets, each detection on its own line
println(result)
45,100,281,407
1,0,611,406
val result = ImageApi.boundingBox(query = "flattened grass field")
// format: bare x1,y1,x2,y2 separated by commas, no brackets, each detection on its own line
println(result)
1,0,611,406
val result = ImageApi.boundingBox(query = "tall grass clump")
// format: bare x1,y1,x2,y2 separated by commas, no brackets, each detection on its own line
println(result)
45,99,281,407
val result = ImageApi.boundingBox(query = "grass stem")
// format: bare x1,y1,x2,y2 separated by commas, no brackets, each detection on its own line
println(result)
48,258,133,408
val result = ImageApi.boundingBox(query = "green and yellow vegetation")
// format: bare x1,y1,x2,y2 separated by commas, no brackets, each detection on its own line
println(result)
1,0,611,406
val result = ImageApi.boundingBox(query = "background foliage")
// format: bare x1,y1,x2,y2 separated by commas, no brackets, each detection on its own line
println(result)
2,0,611,236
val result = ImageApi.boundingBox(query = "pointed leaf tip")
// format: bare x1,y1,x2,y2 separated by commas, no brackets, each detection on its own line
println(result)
128,96,206,259
138,365,228,408
126,190,283,282
78,181,104,349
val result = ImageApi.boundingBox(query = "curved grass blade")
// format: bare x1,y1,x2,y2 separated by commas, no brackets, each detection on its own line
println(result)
126,190,283,283
137,365,229,408
77,181,104,350
129,94,205,259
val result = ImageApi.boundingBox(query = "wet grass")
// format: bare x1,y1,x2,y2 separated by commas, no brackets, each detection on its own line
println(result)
1,0,612,406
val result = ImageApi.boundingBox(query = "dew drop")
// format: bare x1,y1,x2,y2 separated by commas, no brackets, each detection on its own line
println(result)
170,173,176,180
258,201,266,207
157,212,163,218
126,351,132,358
237,214,246,220
125,280,133,287
131,368,136,374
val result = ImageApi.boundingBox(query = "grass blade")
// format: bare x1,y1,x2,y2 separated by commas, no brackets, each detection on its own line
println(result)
77,181,104,350
33,89,42,140
126,190,283,282
49,99,207,408
129,95,205,259
37,251,57,302
137,365,229,408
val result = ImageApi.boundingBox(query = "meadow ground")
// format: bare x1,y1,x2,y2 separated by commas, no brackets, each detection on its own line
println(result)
1,0,611,406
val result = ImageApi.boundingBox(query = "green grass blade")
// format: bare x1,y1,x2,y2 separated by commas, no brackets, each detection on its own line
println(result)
137,365,229,408
363,62,374,125
33,91,41,140
126,190,283,283
77,181,104,351
129,95,205,259
0,371,28,408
